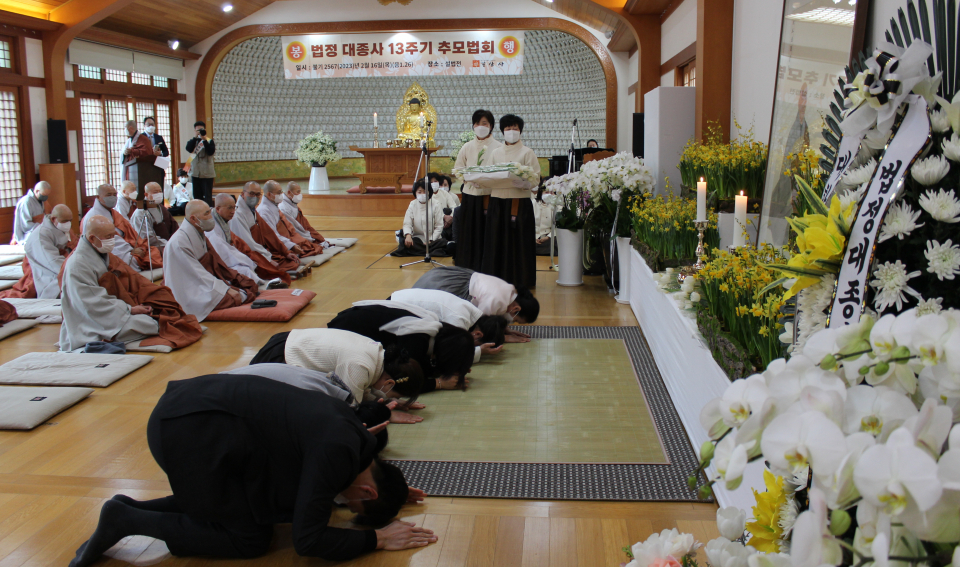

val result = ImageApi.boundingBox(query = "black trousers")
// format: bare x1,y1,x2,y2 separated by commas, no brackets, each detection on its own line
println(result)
191,177,214,207
250,331,290,364
146,410,273,558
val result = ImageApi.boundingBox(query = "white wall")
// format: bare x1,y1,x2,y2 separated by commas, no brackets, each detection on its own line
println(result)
24,38,47,173
730,0,781,143
661,0,696,63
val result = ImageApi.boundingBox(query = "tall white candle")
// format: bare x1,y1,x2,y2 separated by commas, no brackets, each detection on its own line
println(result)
419,112,425,128
374,112,378,128
696,177,707,222
733,191,748,248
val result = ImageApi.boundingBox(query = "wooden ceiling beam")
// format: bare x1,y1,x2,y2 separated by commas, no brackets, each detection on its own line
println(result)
0,9,63,32
79,27,202,60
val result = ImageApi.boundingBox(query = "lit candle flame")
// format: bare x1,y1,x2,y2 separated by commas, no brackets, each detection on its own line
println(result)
700,177,704,182
740,190,744,196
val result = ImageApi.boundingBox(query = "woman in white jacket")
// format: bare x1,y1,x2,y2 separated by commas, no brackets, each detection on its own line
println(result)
390,179,449,257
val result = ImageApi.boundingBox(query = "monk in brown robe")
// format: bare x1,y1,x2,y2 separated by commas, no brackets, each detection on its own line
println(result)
258,180,324,258
210,193,292,285
279,181,329,245
81,184,163,272
228,181,304,276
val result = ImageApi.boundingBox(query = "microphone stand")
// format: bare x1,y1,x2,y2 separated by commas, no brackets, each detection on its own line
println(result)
401,123,443,270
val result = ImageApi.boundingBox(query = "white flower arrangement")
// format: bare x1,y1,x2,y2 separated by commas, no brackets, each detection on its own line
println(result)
576,151,655,206
449,130,475,160
918,188,960,223
910,154,951,186
294,130,342,166
453,163,539,189
878,201,924,242
625,528,701,567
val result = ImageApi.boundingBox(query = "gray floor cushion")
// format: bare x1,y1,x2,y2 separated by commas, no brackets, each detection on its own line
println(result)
0,254,24,266
0,265,24,280
0,280,13,291
0,245,25,255
0,352,154,387
0,319,38,341
2,298,62,318
325,238,358,248
104,535,171,566
140,268,163,281
0,386,93,430
125,342,173,353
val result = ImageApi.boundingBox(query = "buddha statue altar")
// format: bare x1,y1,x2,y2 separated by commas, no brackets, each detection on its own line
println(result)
396,82,437,145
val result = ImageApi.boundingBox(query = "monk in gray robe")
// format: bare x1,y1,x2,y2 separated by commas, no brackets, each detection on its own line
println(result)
12,181,51,244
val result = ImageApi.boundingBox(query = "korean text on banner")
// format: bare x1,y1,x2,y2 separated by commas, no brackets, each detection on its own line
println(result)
280,32,525,79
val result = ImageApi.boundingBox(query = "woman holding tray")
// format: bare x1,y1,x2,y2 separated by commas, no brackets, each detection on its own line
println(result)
481,114,540,288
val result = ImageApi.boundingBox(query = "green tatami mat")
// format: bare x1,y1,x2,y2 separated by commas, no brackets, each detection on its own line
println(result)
384,339,667,464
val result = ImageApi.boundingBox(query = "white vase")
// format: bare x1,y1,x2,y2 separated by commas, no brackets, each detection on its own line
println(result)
556,228,584,286
308,164,329,194
615,236,632,304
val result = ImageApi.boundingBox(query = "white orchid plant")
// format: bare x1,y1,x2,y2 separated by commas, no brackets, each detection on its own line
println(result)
453,163,539,186
295,130,342,166
449,129,476,160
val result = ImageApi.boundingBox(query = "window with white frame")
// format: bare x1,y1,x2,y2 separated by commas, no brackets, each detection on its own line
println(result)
0,88,23,207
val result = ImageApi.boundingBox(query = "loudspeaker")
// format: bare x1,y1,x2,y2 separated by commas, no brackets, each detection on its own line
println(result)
47,119,68,164
632,113,644,158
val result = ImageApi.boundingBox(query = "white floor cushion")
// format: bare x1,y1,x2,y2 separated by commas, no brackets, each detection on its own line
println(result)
0,254,24,266
0,352,154,387
0,280,12,291
2,298,62,318
140,268,163,281
322,246,346,257
325,237,358,248
0,386,93,430
0,319,38,341
0,265,24,280
0,245,25,255
104,536,171,566
125,342,173,353
299,255,318,267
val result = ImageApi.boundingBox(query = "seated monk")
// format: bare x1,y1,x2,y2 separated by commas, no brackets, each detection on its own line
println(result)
209,193,289,286
129,182,179,246
257,180,323,258
81,183,163,273
163,200,259,322
229,181,303,276
58,215,202,352
116,181,137,220
0,204,77,299
279,182,330,248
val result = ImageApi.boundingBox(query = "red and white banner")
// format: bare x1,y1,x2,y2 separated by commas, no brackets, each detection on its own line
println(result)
281,32,525,79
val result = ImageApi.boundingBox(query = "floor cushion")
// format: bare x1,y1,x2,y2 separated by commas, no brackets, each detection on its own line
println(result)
0,352,154,387
0,245,25,255
0,280,13,291
300,254,333,268
104,536,171,566
0,386,93,430
0,319,38,341
0,265,24,280
0,254,24,266
140,268,163,281
2,298,62,318
325,238,358,248
204,289,317,322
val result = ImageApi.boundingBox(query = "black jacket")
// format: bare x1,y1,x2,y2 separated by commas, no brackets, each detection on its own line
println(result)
151,374,378,560
145,132,169,157
185,136,216,155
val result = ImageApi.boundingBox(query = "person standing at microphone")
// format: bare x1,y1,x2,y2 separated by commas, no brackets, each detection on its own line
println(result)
185,120,216,207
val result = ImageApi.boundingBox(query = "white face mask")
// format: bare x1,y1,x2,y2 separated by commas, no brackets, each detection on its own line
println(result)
145,125,156,134
504,311,515,323
179,177,189,185
431,182,440,191
56,221,71,233
441,185,450,192
151,193,164,205
504,130,521,144
94,236,116,254
273,193,284,204
198,217,215,232
122,192,135,201
416,193,427,204
291,194,303,204
474,125,490,139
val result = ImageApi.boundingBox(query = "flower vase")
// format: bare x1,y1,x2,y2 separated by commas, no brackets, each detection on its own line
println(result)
615,236,632,304
308,162,329,194
556,228,584,286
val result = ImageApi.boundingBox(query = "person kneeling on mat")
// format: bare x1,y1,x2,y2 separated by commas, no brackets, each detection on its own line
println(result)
68,374,433,567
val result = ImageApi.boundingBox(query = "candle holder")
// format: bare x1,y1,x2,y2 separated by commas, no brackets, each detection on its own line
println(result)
677,220,708,285
373,125,379,148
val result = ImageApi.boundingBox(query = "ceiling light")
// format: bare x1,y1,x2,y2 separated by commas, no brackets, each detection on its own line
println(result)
168,39,180,50
545,0,554,3
222,3,234,12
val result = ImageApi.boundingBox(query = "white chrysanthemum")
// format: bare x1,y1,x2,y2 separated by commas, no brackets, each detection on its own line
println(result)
794,275,835,354
943,133,960,163
778,494,799,539
930,108,951,133
918,188,960,223
878,201,924,242
915,296,943,315
911,155,951,186
924,239,960,280
870,260,922,313
842,158,877,186
839,182,868,210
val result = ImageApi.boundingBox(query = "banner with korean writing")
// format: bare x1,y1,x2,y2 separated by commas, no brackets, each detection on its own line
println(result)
280,31,524,79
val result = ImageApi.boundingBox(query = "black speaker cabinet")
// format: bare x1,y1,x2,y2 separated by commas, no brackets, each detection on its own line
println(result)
632,113,644,158
47,119,68,164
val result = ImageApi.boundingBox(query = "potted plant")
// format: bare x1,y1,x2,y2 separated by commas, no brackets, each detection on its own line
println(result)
547,172,590,286
295,130,342,194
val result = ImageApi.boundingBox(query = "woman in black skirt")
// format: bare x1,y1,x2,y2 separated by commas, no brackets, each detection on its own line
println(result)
453,109,503,270
481,114,540,288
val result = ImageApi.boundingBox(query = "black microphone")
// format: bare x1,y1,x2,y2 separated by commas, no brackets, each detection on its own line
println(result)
536,183,544,202
573,118,578,126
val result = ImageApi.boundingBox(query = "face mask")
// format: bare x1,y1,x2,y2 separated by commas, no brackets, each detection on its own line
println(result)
474,125,490,139
102,196,118,209
504,130,521,144
179,177,189,185
198,217,215,232
503,312,515,323
37,194,48,203
291,194,303,204
152,193,164,205
273,193,284,204
431,182,440,191
441,185,450,192
56,221,71,233
94,236,116,254
122,192,134,201
244,195,259,209
145,126,156,134
416,193,427,204
333,494,349,505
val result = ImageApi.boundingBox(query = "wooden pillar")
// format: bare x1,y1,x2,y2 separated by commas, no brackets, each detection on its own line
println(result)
695,0,734,141
629,14,661,113
39,163,79,219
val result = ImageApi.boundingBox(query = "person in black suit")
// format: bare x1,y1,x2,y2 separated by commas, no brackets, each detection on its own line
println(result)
142,116,169,183
67,374,435,567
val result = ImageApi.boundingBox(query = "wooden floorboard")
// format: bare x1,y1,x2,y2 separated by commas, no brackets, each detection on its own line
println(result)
0,216,716,566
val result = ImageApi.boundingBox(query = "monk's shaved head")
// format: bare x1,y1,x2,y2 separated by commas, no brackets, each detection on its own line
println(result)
215,193,234,207
97,184,117,198
85,215,115,241
34,180,51,196
242,181,261,196
121,181,136,196
51,204,72,222
185,199,209,219
145,182,162,195
286,182,302,196
263,180,282,195
215,193,237,221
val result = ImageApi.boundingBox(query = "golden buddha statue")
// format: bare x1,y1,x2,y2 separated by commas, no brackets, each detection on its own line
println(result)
396,82,437,145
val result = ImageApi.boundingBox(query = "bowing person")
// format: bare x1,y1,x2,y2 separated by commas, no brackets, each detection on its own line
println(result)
0,204,75,299
230,181,303,277
209,193,289,287
130,182,179,249
81,183,163,273
279,181,330,247
454,109,502,270
390,180,447,257
163,200,259,322
67,374,433,567
258,180,324,258
12,181,51,244
413,265,539,325
482,114,540,288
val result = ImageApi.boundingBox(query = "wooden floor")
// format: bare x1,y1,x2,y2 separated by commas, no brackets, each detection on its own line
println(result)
0,217,718,566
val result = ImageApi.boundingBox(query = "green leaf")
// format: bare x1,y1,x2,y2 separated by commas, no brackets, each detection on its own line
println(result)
759,277,791,296
795,176,829,216
764,263,832,278
812,258,842,271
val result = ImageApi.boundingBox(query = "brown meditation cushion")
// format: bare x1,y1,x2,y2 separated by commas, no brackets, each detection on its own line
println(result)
203,288,317,322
